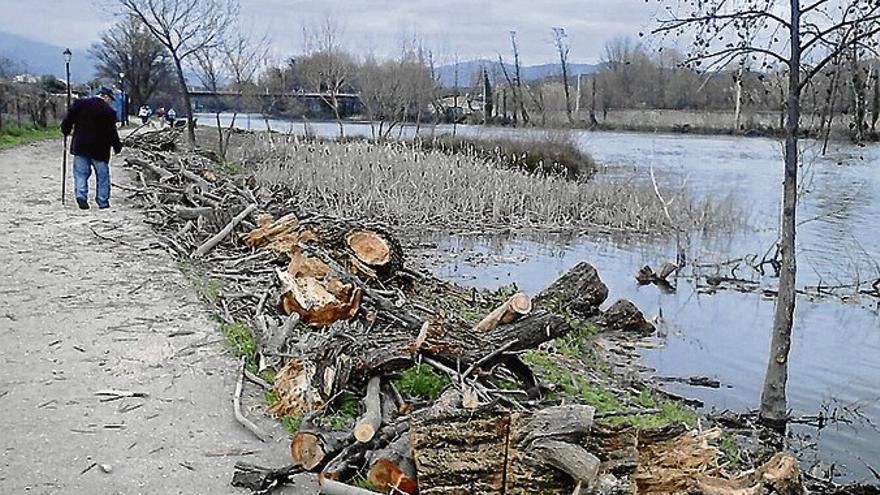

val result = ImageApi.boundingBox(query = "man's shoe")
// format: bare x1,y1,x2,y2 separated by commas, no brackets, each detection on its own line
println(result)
97,203,110,209
76,198,89,210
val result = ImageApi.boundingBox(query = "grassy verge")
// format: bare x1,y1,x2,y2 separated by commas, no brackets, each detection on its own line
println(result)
0,126,60,150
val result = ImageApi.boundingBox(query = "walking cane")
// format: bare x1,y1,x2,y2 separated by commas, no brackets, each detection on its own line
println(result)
61,134,68,204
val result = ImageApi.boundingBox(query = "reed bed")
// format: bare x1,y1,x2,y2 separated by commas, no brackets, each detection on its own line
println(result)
237,135,738,234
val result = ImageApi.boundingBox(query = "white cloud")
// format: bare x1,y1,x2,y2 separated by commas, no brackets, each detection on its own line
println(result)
1,0,658,64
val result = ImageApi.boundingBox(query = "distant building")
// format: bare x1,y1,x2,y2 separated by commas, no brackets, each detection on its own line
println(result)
12,73,40,84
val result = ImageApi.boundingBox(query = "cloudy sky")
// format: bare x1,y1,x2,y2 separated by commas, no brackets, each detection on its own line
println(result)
0,0,665,65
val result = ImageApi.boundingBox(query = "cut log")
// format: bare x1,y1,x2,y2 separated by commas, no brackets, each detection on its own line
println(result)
354,376,383,443
291,415,353,470
277,268,363,327
366,432,417,495
533,262,608,317
322,420,408,481
528,439,600,487
346,230,393,267
474,292,532,332
243,212,301,253
411,401,600,494
596,299,655,335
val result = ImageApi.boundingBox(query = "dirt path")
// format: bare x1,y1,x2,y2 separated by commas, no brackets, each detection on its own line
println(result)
0,138,312,494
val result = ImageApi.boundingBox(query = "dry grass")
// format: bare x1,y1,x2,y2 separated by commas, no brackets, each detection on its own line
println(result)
233,134,738,234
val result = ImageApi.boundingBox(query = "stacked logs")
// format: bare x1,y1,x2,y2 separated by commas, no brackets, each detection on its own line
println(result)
122,130,804,495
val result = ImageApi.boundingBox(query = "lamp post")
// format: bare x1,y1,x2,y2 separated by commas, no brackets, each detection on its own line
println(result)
118,72,126,125
63,49,72,109
61,48,72,205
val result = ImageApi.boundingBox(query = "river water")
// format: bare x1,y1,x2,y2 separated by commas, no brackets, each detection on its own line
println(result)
202,113,880,480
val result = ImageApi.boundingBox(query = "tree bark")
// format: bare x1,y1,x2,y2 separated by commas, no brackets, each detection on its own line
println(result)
291,415,352,470
410,398,599,494
172,55,196,145
354,376,383,443
760,0,801,429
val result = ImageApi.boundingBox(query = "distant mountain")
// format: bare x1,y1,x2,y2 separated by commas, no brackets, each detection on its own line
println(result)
0,31,97,82
435,59,600,87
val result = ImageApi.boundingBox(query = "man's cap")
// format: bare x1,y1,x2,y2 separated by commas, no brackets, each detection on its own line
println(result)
97,86,115,101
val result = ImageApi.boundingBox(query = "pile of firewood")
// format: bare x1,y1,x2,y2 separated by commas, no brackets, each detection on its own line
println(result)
120,129,805,495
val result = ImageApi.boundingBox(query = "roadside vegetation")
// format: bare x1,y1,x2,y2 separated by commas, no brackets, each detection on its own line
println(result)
0,125,59,150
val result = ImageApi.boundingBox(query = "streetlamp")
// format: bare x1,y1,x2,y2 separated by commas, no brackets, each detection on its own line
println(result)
63,48,72,109
119,71,126,125
61,48,72,205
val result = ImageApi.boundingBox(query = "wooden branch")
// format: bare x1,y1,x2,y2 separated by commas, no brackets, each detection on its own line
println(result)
233,357,270,442
193,203,257,257
366,432,417,494
126,156,174,182
291,416,352,470
354,376,383,443
530,439,600,486
174,205,214,220
318,477,382,495
474,292,531,332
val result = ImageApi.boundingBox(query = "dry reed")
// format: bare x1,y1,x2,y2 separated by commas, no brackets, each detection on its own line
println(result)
235,135,738,234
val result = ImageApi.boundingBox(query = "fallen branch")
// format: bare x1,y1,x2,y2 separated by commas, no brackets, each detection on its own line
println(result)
234,357,271,442
194,203,258,258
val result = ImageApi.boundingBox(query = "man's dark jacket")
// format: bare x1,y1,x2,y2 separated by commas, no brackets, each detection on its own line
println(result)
61,97,122,162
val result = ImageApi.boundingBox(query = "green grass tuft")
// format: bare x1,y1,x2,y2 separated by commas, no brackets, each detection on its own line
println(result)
220,322,257,365
217,161,245,174
316,393,360,431
0,126,60,150
395,364,449,401
280,414,304,434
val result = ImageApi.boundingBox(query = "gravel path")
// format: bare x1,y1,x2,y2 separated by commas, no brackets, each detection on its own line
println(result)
0,138,311,494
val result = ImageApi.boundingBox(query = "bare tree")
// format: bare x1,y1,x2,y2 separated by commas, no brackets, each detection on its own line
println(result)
299,16,355,138
117,0,239,145
510,31,529,124
192,27,267,157
90,14,171,110
655,0,880,428
552,27,574,124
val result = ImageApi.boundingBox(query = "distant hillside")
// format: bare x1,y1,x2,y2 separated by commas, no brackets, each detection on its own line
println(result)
0,31,96,82
435,59,600,87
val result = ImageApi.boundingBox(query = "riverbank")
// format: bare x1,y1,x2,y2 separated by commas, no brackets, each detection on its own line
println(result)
117,129,780,493
108,127,880,492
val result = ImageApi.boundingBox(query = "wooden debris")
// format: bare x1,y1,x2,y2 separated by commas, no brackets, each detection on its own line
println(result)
474,292,532,332
596,299,655,334
354,376,383,443
533,261,608,316
193,203,257,258
233,357,271,442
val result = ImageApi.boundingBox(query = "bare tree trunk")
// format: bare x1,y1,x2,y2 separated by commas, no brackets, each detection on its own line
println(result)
215,111,224,159
760,0,801,429
871,68,880,136
733,60,745,132
589,77,599,127
172,56,196,145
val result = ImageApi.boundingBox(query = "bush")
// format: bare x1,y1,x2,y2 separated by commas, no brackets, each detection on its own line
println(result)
419,131,596,180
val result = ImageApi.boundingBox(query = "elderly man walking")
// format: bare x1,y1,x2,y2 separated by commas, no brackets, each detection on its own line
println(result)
61,86,122,209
